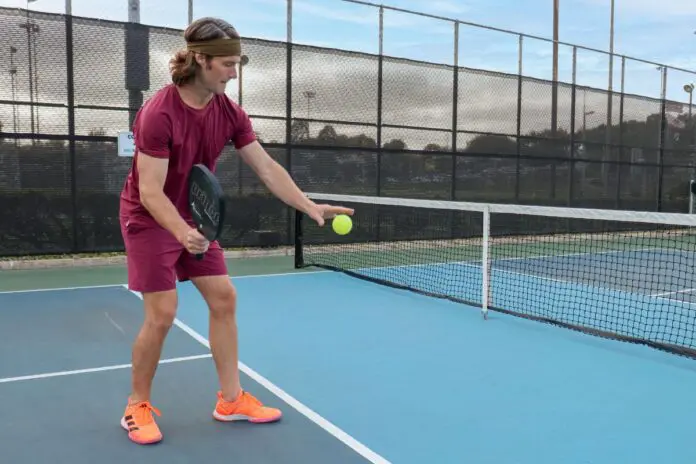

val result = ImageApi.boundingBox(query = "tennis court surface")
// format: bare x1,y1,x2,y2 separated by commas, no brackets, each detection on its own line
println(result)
3,194,696,463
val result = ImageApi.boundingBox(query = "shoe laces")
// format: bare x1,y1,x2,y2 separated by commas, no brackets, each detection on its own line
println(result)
132,401,161,424
240,391,262,407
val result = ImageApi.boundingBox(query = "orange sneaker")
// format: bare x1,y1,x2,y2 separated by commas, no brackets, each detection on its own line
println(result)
120,400,163,445
213,390,282,423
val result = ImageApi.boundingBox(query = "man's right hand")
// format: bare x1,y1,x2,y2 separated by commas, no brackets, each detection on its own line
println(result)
181,227,210,255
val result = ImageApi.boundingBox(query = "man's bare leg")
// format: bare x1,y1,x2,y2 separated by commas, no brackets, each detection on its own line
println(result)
192,274,282,423
121,289,177,445
191,275,241,401
130,289,178,403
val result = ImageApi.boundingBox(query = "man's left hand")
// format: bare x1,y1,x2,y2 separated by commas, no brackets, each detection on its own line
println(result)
306,203,355,227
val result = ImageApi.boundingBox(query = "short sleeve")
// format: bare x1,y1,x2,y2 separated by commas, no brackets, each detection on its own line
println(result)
133,107,171,159
230,105,257,150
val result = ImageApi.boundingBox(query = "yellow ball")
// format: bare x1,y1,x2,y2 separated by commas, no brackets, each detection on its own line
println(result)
332,214,352,235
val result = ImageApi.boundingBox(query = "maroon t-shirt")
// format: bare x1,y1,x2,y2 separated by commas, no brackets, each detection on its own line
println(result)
119,84,256,229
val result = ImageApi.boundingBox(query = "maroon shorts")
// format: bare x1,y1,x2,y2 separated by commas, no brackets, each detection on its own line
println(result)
120,216,228,293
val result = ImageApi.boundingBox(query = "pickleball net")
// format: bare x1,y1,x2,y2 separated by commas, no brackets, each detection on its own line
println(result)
294,193,696,358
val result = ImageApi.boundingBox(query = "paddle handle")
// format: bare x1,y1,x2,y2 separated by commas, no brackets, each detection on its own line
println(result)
194,224,207,260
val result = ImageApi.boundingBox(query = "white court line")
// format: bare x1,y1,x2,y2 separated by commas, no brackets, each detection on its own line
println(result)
0,284,124,295
492,246,660,263
0,245,675,296
448,261,693,309
0,271,328,295
125,285,390,464
651,288,696,297
0,354,212,384
0,245,687,296
654,295,696,307
232,270,329,279
104,311,126,335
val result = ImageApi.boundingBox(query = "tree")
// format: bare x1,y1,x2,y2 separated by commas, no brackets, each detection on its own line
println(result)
383,139,406,150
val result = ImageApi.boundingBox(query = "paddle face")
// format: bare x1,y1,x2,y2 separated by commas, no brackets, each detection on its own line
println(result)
188,164,226,259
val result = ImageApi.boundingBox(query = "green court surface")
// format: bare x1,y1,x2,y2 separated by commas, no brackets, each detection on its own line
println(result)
0,254,305,292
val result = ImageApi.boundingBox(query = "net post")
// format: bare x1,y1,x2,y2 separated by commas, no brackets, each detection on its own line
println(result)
481,206,490,319
689,180,696,214
294,208,304,268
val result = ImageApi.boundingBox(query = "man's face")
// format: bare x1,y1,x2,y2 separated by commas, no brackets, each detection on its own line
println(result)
197,55,241,95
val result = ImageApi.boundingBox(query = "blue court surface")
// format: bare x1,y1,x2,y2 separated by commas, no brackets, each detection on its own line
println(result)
2,261,696,463
354,246,696,347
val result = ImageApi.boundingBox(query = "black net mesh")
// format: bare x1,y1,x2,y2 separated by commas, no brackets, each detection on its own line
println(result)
296,194,696,358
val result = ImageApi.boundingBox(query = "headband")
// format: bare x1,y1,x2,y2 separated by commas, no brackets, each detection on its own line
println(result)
186,37,242,57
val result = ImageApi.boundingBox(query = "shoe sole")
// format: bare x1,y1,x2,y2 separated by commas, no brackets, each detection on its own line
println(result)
213,410,282,423
120,417,163,445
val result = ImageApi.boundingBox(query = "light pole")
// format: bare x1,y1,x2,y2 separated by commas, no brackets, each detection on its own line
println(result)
607,0,614,152
608,0,614,92
303,90,316,139
20,0,39,137
238,54,249,106
685,83,694,146
9,46,18,136
303,90,316,120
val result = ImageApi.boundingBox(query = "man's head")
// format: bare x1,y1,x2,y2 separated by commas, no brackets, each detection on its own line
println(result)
170,17,246,95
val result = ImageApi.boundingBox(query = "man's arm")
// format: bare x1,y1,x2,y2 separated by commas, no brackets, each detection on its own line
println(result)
237,141,316,214
137,152,192,244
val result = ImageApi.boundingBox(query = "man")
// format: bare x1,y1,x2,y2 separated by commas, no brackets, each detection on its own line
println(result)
118,17,353,445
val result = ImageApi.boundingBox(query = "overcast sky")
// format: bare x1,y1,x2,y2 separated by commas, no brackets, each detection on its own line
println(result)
1,0,694,148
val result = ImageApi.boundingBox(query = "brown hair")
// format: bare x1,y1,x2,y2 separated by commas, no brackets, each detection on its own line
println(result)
169,17,241,86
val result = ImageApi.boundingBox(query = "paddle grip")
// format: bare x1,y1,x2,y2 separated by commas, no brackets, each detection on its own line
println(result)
194,224,206,260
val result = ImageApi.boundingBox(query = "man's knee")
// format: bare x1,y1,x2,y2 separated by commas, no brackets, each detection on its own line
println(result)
194,277,237,318
143,291,178,330
210,283,237,318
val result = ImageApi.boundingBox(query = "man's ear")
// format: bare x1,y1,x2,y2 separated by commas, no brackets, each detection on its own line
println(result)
193,52,207,67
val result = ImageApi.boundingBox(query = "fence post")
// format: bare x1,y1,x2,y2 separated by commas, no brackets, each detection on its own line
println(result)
376,5,383,197
568,46,576,206
450,21,458,202
375,5,384,242
65,11,78,252
286,0,293,244
657,66,668,212
514,35,523,203
449,21,459,238
615,56,625,209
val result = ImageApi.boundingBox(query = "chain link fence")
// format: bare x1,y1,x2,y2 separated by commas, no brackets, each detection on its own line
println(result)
0,6,694,257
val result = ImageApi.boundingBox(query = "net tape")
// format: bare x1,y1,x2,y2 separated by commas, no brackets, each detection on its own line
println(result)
306,193,696,226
